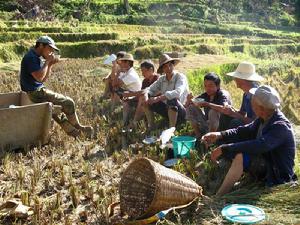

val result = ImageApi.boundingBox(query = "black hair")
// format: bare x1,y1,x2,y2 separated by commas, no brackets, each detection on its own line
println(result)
140,59,155,71
116,51,126,58
204,72,221,87
35,42,48,48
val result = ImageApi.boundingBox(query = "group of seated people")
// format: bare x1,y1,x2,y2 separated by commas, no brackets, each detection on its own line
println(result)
103,51,261,136
103,51,298,195
20,36,297,196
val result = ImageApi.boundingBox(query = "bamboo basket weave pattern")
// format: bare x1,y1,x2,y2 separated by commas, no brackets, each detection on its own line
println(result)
119,157,202,219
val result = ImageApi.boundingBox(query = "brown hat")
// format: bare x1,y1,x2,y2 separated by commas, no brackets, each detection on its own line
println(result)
157,54,180,74
117,53,134,62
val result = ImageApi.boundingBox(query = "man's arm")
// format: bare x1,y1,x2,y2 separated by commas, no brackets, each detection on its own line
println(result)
112,77,125,89
147,77,161,97
195,101,226,113
31,61,51,82
31,55,58,82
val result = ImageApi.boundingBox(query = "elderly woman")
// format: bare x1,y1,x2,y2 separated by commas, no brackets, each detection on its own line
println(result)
202,85,297,196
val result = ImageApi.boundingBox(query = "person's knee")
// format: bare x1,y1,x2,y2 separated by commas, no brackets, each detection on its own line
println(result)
208,109,220,120
208,110,220,131
167,99,180,112
232,153,243,167
62,97,75,115
186,104,197,118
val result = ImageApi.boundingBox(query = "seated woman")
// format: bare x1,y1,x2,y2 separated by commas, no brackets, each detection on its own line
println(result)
128,60,159,129
110,53,142,127
202,85,297,196
186,72,232,139
102,51,126,99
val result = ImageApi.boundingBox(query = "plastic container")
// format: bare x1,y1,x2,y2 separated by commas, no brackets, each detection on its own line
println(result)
104,54,117,65
172,136,196,158
221,204,266,224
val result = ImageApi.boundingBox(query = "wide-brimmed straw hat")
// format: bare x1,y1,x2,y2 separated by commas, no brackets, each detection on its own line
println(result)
117,53,134,62
226,62,263,82
157,54,180,74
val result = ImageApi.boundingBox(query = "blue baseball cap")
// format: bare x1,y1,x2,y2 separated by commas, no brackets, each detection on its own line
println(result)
36,36,59,51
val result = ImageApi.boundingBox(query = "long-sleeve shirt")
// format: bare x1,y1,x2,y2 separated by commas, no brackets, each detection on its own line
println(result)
147,71,189,104
220,109,297,186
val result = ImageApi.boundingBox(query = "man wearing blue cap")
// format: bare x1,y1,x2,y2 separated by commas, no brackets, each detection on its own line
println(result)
202,85,297,195
20,36,93,138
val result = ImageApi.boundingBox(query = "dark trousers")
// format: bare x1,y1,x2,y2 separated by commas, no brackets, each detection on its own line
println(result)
149,99,186,126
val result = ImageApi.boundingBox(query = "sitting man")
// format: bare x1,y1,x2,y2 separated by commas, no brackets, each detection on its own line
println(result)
143,54,189,130
220,62,264,129
111,53,142,127
20,36,93,138
202,85,297,196
186,72,232,138
101,51,126,99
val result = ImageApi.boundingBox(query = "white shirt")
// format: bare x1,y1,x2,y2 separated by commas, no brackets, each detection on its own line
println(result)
119,67,142,92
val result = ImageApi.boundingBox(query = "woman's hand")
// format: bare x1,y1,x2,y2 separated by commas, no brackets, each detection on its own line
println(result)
210,146,223,162
201,132,222,145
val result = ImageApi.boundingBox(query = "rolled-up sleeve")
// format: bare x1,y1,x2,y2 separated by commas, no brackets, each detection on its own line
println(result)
164,74,186,100
148,78,162,96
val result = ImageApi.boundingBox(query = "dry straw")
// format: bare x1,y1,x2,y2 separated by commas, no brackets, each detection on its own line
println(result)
119,157,202,219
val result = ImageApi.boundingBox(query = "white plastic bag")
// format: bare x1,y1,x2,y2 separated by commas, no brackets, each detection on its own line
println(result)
160,127,176,147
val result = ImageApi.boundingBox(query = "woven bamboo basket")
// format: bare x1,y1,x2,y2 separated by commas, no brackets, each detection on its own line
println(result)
119,157,202,219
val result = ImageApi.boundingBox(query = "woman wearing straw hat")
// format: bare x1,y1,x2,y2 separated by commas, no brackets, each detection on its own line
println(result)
111,53,142,127
101,51,126,99
219,62,264,129
202,85,297,196
143,54,189,131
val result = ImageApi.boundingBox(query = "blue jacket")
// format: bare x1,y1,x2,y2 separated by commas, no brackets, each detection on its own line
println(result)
220,110,297,186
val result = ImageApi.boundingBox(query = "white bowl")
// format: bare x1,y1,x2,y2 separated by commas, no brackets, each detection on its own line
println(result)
192,97,205,103
142,136,157,145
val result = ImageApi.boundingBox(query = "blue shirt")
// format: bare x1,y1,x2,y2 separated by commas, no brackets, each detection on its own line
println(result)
20,48,44,92
240,92,255,119
221,110,297,186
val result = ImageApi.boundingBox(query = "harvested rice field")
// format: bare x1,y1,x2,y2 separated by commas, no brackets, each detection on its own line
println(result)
0,5,300,224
